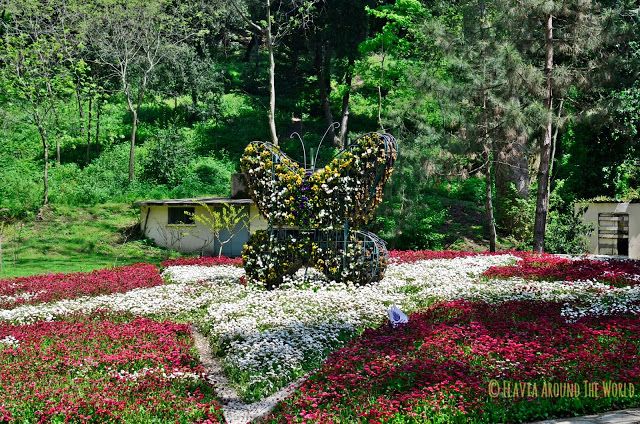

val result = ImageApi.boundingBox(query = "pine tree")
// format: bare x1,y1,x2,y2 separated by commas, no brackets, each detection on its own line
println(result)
497,0,606,252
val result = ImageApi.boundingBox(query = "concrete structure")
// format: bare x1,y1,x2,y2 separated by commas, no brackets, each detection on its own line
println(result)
137,173,268,257
137,198,268,257
578,201,640,259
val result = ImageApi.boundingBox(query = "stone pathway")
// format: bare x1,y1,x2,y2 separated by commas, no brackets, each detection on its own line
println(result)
191,326,307,424
533,409,640,424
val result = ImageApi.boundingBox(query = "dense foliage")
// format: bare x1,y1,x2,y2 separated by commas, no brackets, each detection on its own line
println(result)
0,0,638,253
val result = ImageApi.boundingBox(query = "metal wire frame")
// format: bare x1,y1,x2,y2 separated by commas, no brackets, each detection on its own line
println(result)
266,228,388,283
248,131,398,175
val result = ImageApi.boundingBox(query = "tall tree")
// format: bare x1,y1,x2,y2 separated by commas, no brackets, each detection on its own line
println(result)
86,0,199,182
304,0,371,147
0,1,73,207
498,0,607,252
229,0,320,145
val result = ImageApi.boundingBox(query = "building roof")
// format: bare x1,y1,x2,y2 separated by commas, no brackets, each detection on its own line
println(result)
579,197,640,204
135,197,254,206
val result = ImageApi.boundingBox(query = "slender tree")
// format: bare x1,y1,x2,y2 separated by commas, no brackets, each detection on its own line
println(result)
229,0,320,145
498,0,607,252
86,0,199,182
0,2,73,207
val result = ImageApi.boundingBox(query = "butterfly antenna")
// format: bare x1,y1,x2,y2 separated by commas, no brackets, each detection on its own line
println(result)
289,131,307,170
313,122,340,170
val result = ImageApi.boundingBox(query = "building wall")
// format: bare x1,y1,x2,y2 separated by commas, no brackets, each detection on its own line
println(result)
578,202,640,259
140,204,268,257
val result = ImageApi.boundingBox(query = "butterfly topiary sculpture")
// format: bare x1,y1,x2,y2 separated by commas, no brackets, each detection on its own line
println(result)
240,132,397,289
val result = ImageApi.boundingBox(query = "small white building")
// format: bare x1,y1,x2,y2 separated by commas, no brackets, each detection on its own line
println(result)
137,197,268,257
578,201,639,259
137,174,267,257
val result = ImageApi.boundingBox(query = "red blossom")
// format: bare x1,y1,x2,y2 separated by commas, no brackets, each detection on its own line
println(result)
268,300,640,423
0,264,164,310
389,249,520,264
0,313,223,422
483,253,640,286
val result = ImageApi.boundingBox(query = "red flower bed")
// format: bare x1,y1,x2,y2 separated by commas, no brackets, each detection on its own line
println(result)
483,253,640,286
269,300,640,423
0,264,163,310
389,249,518,264
0,313,223,422
161,255,243,267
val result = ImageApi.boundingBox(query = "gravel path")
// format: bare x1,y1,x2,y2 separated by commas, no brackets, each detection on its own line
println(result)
532,409,640,424
191,326,307,424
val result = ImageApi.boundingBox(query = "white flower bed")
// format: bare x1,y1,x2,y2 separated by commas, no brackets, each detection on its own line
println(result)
0,269,243,324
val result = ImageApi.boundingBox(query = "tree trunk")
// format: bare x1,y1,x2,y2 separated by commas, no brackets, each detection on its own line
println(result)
37,124,49,206
95,100,101,155
243,33,261,62
76,83,84,137
533,14,554,253
86,96,92,162
129,109,138,183
377,43,386,131
316,42,336,144
336,60,354,147
485,147,497,252
55,138,60,165
265,2,278,145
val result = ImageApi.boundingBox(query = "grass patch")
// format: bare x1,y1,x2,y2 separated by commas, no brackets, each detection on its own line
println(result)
0,203,175,278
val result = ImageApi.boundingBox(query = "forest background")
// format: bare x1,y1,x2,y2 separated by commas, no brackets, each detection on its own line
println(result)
0,0,638,276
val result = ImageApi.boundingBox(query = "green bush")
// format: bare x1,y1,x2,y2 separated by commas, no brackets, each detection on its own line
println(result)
169,156,235,198
0,161,41,219
49,144,144,205
545,181,593,254
498,183,535,250
377,194,447,250
498,181,592,253
141,125,194,186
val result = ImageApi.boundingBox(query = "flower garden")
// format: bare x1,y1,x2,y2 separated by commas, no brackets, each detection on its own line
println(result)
1,252,639,422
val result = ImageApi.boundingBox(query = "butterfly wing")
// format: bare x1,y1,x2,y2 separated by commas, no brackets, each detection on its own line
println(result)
311,133,397,227
241,141,306,227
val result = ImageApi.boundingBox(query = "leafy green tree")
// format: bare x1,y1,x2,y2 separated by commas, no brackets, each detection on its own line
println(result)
193,203,248,257
229,0,321,145
0,2,74,207
85,0,204,182
496,0,609,252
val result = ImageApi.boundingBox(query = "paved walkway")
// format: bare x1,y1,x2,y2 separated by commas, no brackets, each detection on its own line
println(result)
533,409,640,424
191,326,307,424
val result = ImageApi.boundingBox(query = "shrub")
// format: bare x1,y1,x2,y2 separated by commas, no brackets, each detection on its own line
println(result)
378,194,447,250
141,125,194,186
0,161,41,219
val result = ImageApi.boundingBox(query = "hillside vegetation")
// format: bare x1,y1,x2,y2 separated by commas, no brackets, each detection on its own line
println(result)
0,204,170,278
1,0,638,274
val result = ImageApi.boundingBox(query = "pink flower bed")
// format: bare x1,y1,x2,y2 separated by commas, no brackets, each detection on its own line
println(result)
0,263,163,310
0,313,223,422
161,256,243,267
483,253,640,286
269,300,640,423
